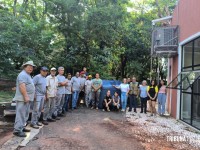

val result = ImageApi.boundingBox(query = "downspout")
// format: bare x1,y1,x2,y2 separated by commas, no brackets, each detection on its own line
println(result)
176,0,181,120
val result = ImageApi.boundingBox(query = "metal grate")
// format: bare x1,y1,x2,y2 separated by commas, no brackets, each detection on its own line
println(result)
151,26,179,57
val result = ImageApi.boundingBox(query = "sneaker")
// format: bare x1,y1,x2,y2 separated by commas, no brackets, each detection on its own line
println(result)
42,120,48,125
102,109,105,112
140,111,143,113
91,107,94,109
37,122,43,126
121,109,125,112
22,128,31,132
13,132,26,137
30,124,39,129
107,108,110,112
96,107,98,110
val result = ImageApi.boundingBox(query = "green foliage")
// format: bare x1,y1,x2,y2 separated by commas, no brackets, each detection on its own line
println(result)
0,0,177,81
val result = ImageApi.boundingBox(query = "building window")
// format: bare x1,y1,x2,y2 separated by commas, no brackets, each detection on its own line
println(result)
181,93,191,124
192,94,200,129
194,37,200,68
182,41,193,69
180,36,200,129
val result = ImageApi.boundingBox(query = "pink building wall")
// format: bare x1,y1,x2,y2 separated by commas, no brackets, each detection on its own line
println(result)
168,0,200,118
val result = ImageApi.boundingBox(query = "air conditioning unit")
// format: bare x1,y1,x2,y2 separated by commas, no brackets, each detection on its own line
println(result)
155,28,174,46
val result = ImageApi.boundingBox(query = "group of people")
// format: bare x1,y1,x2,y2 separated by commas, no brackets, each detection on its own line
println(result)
13,61,104,137
112,77,167,117
12,60,167,137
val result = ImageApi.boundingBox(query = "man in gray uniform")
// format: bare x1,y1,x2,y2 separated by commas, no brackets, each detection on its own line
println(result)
42,67,58,125
71,72,81,109
13,61,36,137
30,67,48,129
55,67,67,117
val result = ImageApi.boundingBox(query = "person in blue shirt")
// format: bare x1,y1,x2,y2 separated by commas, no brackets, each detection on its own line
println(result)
139,80,148,114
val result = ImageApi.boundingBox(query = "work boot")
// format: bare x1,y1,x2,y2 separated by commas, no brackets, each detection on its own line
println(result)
30,124,39,129
55,117,61,120
13,132,26,137
58,113,65,117
22,128,31,132
37,122,43,126
47,118,56,122
42,120,48,125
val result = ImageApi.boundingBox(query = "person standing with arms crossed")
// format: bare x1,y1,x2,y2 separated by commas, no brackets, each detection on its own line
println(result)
13,61,36,137
56,67,67,116
91,73,102,110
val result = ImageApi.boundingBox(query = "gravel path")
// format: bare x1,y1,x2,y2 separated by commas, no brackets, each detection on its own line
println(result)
126,110,200,150
19,108,144,150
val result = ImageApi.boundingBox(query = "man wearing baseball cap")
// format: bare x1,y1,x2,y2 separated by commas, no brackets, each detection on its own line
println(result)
42,67,58,125
30,66,48,129
13,61,36,137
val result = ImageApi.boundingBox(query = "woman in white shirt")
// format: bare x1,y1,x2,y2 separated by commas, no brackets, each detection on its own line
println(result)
113,78,130,112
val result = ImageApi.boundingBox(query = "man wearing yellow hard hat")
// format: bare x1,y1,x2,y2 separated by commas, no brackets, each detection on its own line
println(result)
85,75,92,107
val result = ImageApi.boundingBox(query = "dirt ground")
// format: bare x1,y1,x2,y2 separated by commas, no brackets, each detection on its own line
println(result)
18,108,144,150
0,108,198,150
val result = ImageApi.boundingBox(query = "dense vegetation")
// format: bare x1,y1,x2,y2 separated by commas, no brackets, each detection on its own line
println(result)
0,0,177,81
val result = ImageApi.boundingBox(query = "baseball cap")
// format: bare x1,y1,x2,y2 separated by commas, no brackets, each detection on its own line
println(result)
80,71,85,74
41,66,48,71
50,67,56,71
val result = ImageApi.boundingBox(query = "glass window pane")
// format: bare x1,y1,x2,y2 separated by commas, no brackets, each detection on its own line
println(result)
167,71,192,90
181,93,191,124
192,95,200,129
183,41,193,68
194,66,200,70
182,67,192,72
194,37,200,66
193,76,200,94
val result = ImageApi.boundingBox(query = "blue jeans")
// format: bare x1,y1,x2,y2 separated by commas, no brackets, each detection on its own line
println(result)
72,91,79,108
121,92,127,110
157,93,166,114
63,94,71,111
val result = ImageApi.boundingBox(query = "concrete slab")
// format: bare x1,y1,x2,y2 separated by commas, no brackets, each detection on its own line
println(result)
0,124,43,150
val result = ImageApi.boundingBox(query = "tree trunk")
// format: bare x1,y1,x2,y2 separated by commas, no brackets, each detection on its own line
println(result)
13,0,17,16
